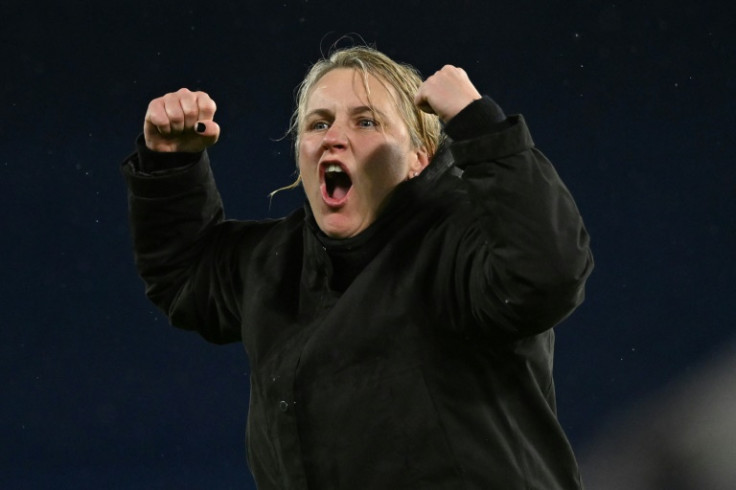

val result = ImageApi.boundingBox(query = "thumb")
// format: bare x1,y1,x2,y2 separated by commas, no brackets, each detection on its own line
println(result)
416,99,435,115
414,90,436,115
195,120,221,144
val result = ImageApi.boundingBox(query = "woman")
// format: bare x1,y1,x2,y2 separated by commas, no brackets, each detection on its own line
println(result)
123,46,593,489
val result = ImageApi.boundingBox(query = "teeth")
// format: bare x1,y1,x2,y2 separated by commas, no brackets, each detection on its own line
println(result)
325,164,344,173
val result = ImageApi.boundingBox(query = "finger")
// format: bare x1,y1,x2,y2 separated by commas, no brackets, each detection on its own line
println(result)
195,91,217,121
194,120,219,137
417,100,436,115
162,91,187,134
194,120,221,146
177,88,202,132
145,98,171,136
414,87,435,114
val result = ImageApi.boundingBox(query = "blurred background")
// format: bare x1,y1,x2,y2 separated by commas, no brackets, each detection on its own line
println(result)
2,0,734,488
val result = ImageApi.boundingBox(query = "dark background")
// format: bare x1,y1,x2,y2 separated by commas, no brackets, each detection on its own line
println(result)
2,1,734,488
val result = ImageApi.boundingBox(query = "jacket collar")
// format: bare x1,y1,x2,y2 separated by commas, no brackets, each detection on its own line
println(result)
302,139,454,290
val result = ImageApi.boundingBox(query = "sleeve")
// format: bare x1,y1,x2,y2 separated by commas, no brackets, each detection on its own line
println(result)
121,140,244,344
441,100,593,339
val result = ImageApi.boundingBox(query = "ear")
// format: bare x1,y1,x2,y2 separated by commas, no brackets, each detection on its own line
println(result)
408,147,430,178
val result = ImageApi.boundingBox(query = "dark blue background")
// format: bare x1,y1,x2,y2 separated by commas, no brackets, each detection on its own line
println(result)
2,1,734,488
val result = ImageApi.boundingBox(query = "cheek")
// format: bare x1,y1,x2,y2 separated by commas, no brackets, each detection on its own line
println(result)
362,145,409,193
297,140,316,175
296,139,307,167
378,143,410,176
296,157,316,196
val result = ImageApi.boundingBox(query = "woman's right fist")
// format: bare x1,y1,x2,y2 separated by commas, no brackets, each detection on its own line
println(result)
144,88,220,153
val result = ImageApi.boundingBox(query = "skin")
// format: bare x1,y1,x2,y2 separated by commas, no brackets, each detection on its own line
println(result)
297,68,428,238
143,64,481,239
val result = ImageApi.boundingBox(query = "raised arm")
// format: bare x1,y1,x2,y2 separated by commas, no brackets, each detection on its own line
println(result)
122,89,244,344
417,67,593,338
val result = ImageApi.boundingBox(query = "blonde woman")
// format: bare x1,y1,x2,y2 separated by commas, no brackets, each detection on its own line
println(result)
123,46,593,489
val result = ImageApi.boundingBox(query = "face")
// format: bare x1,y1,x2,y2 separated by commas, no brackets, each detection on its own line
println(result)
298,68,428,239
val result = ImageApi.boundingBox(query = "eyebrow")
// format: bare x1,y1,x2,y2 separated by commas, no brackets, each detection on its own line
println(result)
350,105,386,119
304,105,387,121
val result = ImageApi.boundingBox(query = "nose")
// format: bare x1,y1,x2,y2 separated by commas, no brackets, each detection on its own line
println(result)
322,123,348,151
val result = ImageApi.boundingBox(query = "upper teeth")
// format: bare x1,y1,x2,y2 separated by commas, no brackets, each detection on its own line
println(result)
325,164,344,173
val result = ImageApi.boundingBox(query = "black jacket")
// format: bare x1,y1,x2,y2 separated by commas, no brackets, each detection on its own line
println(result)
122,98,593,489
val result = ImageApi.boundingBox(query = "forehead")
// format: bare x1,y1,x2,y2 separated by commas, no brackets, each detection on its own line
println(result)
306,68,399,111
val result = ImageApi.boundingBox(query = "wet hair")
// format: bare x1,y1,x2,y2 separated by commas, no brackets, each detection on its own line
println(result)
273,45,442,194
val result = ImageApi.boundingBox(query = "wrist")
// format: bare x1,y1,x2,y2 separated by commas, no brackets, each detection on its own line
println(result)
444,96,509,141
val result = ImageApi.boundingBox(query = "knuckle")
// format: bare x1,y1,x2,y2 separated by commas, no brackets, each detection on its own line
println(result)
147,97,164,111
198,93,217,112
162,92,178,105
146,105,165,123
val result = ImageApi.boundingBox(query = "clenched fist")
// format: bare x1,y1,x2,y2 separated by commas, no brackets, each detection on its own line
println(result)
414,65,482,123
144,88,220,153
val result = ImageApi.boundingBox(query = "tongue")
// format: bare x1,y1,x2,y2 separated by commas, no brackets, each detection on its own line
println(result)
332,184,349,200
327,172,352,200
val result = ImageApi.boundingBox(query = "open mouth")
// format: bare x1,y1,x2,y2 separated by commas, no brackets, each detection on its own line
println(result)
324,163,353,201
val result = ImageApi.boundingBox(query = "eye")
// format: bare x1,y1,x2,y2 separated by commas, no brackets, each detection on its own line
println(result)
357,118,378,128
309,121,329,131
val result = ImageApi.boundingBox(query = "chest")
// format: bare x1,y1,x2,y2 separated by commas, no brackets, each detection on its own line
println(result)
243,238,435,372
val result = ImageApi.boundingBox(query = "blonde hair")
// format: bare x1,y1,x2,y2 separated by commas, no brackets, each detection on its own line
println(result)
272,45,442,195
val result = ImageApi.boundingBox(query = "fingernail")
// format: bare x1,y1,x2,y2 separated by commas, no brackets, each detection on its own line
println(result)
195,122,206,133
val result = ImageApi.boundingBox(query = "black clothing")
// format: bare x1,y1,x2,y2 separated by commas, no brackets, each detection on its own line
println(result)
122,98,593,489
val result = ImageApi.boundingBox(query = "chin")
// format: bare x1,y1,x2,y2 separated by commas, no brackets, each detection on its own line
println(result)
318,215,364,239
322,226,356,239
